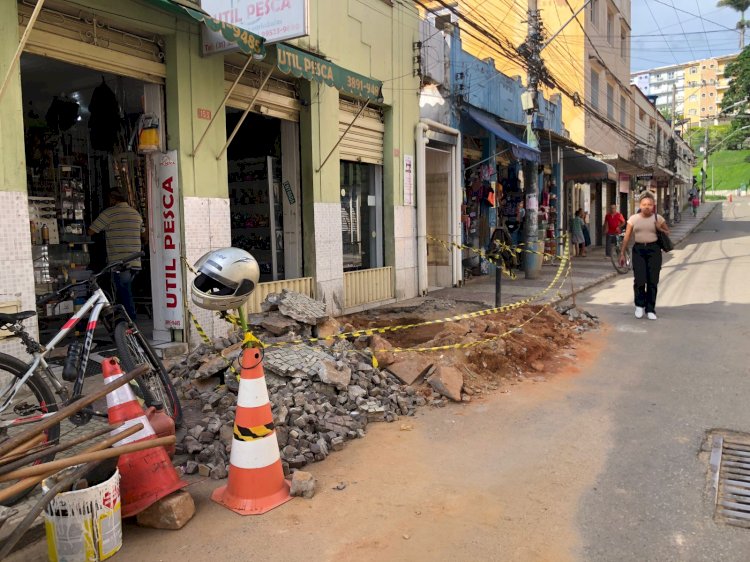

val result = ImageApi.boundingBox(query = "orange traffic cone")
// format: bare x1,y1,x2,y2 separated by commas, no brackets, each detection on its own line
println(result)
211,346,292,515
102,357,187,518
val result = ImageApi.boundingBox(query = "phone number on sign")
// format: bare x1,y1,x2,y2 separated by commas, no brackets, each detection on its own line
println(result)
346,76,379,98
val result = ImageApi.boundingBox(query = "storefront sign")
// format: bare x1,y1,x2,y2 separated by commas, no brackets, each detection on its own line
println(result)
403,155,414,206
152,151,184,331
183,7,266,57
618,172,630,194
276,44,382,102
200,0,307,53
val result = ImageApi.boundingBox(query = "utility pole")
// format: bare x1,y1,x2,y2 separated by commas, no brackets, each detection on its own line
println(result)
520,0,544,279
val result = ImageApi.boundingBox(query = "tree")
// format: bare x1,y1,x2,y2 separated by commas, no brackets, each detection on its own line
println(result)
717,0,750,48
721,47,750,145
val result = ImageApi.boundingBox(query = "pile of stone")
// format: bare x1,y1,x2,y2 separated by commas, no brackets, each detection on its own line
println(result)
554,304,600,333
167,291,446,479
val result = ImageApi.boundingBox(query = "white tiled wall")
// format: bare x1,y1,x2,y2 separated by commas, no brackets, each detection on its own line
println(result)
183,196,233,346
394,205,418,301
0,192,37,359
313,203,344,315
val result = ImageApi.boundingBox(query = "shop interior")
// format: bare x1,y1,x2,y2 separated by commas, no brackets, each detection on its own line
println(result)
225,109,288,283
460,139,558,278
21,53,155,337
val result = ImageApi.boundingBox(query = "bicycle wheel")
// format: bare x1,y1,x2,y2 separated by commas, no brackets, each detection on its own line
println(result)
611,242,631,274
113,322,183,425
0,353,60,505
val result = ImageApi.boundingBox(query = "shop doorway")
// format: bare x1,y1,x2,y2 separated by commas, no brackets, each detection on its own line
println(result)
225,109,303,282
340,161,384,272
20,53,159,339
425,147,452,288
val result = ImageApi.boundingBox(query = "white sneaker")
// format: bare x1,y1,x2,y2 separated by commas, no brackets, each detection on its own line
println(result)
635,307,645,319
647,312,658,320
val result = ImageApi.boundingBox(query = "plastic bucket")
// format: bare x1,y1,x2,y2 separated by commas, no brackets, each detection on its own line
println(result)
43,468,122,562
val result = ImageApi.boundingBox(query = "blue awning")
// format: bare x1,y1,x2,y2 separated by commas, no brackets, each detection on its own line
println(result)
465,107,540,163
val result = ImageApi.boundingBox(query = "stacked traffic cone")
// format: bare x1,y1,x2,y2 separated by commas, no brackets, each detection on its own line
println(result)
211,346,292,515
102,357,187,518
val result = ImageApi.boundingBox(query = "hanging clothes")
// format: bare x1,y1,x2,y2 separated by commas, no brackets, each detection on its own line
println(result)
45,96,79,131
88,78,121,152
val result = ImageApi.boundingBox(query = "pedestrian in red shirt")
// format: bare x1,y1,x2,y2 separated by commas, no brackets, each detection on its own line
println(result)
691,195,700,217
603,204,626,257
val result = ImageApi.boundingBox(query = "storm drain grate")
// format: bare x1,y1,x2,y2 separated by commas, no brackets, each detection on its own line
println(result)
711,434,750,528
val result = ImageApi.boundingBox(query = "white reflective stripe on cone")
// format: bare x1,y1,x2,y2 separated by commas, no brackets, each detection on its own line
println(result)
236,377,271,409
105,383,137,408
110,415,154,446
229,433,281,469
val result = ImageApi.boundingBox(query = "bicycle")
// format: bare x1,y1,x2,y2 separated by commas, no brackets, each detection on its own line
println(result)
610,231,631,274
0,252,181,504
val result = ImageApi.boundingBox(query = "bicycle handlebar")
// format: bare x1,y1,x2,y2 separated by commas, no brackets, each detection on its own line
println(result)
37,252,145,305
93,251,144,278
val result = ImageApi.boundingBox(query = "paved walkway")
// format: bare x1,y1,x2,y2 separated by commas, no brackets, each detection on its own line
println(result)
423,201,720,309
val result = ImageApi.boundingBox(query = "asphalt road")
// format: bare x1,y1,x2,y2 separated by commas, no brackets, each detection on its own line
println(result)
577,197,750,561
8,199,750,562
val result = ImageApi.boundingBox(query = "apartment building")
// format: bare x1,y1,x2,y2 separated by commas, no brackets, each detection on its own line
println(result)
631,53,738,126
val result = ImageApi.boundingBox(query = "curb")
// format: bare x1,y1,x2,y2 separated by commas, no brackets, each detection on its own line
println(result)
552,202,721,305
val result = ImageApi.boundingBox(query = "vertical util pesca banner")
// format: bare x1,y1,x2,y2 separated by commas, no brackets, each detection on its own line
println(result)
150,151,184,332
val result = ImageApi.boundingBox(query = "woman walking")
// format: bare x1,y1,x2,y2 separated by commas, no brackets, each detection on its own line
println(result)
619,192,670,320
571,209,586,256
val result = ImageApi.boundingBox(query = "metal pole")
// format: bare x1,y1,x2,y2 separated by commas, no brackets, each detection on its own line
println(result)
0,0,46,104
495,259,502,307
217,70,273,160
193,55,253,157
702,122,708,203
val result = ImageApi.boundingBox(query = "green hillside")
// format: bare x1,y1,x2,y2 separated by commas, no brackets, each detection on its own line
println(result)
693,149,750,192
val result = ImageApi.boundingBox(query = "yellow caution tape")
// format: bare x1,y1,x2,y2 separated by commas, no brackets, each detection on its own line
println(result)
180,234,573,359
257,235,570,349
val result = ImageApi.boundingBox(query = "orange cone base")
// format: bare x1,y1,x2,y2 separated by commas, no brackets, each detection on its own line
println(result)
119,445,188,518
211,480,292,515
211,461,293,515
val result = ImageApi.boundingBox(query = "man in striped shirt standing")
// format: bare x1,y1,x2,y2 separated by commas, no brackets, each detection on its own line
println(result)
88,191,144,319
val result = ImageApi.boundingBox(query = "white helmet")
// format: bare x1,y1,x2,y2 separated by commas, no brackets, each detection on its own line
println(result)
191,248,260,311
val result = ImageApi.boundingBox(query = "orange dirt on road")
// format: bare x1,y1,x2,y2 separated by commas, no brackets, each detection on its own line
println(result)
8,328,612,562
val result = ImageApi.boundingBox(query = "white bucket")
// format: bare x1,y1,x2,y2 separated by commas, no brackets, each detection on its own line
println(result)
43,468,122,562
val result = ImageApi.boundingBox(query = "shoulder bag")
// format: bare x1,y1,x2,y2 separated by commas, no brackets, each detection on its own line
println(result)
654,214,673,252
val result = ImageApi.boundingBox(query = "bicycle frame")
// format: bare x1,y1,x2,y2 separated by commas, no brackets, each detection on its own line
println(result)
0,288,113,422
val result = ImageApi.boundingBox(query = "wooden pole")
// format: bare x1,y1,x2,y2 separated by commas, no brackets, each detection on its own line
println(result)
0,461,99,559
0,424,118,475
0,435,174,483
0,422,143,504
0,0,46,104
0,364,148,458
1,434,47,460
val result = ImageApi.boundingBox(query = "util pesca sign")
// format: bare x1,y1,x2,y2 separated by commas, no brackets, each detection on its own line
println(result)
201,0,308,52
152,151,184,331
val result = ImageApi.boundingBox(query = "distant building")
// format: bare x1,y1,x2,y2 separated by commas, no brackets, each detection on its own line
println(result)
631,53,738,126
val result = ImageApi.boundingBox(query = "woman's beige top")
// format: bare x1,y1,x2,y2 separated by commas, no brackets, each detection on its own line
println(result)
627,212,666,244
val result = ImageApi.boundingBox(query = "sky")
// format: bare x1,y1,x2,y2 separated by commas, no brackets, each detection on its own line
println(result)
630,0,744,72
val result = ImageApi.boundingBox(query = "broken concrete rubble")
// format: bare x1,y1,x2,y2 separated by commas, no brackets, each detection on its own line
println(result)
427,365,464,402
167,293,600,481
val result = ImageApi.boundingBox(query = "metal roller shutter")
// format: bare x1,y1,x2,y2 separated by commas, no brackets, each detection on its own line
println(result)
224,66,301,122
339,99,384,165
18,2,166,83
